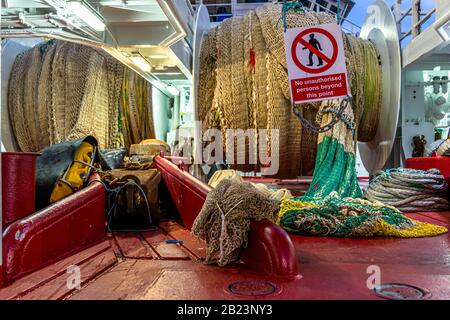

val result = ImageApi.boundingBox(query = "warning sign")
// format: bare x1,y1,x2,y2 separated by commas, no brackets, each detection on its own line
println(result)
284,23,349,104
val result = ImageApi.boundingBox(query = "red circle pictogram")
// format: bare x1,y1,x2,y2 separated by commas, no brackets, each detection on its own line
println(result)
291,27,338,74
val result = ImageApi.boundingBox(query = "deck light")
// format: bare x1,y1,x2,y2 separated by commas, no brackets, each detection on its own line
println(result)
68,1,105,32
148,54,168,59
130,56,152,72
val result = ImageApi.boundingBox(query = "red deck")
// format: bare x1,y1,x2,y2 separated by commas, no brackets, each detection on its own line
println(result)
1,211,449,300
1,155,449,300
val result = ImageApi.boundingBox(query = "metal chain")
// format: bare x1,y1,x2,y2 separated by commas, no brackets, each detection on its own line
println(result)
292,99,353,133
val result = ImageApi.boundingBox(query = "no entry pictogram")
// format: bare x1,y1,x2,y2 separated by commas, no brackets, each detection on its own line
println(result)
284,22,350,104
291,27,338,74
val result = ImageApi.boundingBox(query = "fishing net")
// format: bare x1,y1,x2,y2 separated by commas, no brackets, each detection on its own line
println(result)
64,45,110,147
192,179,279,266
8,39,155,152
278,191,447,237
37,40,57,148
197,29,217,124
280,111,448,236
119,68,155,149
8,48,32,152
50,40,70,144
301,98,361,198
197,3,382,177
278,98,448,236
193,4,447,260
194,3,448,245
300,108,319,176
105,54,126,148
23,45,43,151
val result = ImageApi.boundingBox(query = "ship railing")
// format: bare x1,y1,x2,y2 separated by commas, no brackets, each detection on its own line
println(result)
191,0,361,36
392,0,437,44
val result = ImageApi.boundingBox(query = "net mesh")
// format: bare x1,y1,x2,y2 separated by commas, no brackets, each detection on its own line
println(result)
279,191,447,237
192,179,279,266
197,3,382,177
8,39,155,151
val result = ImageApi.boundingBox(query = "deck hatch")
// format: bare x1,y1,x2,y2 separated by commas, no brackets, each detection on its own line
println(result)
227,280,277,297
374,283,431,300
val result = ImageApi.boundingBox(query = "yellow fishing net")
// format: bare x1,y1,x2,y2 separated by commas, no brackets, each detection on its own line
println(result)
278,192,447,237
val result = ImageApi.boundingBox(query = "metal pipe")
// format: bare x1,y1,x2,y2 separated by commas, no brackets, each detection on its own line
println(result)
192,4,232,7
1,12,104,43
411,0,421,38
400,29,412,41
405,79,450,87
442,76,448,94
412,8,436,29
0,28,104,48
47,12,104,42
1,14,54,22
433,76,441,94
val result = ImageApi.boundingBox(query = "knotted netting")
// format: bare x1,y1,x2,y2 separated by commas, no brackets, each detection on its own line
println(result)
278,191,447,237
196,3,448,243
8,39,156,151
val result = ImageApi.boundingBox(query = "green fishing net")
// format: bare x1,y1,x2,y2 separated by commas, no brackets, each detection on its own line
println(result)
278,192,447,237
306,135,362,199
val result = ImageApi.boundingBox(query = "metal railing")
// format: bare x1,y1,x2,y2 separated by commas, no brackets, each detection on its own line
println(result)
393,0,437,43
192,0,361,35
195,2,233,22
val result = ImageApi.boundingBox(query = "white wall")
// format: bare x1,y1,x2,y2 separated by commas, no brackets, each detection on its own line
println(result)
152,86,172,141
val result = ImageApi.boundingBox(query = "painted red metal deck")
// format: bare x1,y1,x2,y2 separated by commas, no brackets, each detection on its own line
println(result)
1,155,449,299
0,211,449,300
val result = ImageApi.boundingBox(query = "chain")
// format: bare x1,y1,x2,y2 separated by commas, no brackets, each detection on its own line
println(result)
292,99,352,133
319,102,356,132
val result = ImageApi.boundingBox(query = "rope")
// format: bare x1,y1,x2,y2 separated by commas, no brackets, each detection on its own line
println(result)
363,168,450,211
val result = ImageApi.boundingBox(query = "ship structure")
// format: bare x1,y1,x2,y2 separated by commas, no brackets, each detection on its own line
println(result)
0,0,449,300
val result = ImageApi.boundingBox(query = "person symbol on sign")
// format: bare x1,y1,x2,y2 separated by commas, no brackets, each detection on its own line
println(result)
302,33,323,67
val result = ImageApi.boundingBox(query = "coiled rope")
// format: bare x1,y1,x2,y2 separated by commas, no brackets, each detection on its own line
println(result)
363,168,450,212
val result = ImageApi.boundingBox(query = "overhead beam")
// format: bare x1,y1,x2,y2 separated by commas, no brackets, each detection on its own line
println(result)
100,5,167,23
2,0,49,9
